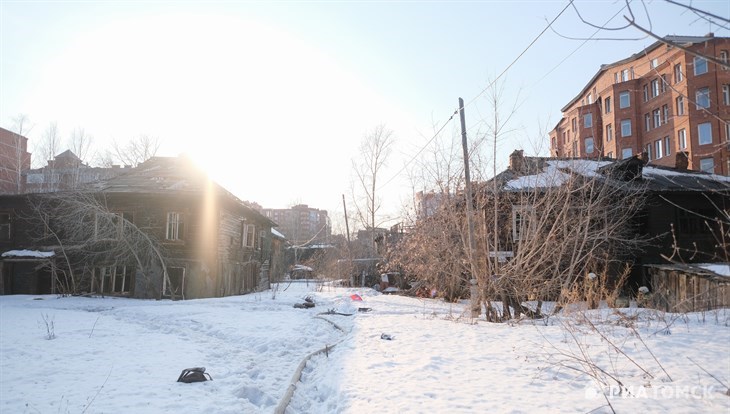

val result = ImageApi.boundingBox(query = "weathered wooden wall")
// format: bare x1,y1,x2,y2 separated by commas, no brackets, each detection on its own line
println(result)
648,265,730,312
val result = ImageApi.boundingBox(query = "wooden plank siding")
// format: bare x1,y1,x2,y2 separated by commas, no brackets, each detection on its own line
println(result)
648,265,730,312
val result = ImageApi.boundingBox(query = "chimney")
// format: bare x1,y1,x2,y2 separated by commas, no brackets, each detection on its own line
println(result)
675,151,689,170
509,150,525,172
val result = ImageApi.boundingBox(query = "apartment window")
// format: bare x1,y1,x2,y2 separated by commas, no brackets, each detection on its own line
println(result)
572,141,578,156
571,117,577,131
696,87,710,109
662,104,669,123
698,122,712,145
0,213,10,241
723,85,730,105
619,91,630,108
587,93,593,104
676,96,685,115
584,113,592,128
163,267,185,298
678,129,687,150
614,72,619,83
512,205,534,241
653,109,661,128
645,144,652,161
607,151,614,158
585,137,594,154
562,131,567,144
242,223,256,248
166,212,184,241
674,63,683,83
551,136,557,148
664,136,671,156
606,124,613,142
660,74,668,93
644,113,652,131
94,266,134,295
651,79,659,98
621,119,632,137
654,140,663,159
604,97,612,113
621,147,633,159
621,69,629,82
721,50,729,67
643,85,649,102
650,58,659,69
694,56,708,75
699,157,714,173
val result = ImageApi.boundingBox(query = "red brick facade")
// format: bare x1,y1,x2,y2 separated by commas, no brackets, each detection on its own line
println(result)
550,35,730,175
0,127,31,194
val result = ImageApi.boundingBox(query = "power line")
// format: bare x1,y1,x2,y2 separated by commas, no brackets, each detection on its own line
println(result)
376,0,575,193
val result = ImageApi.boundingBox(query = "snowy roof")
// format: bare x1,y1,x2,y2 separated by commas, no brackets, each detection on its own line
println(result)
271,228,286,239
695,263,730,277
2,250,55,258
501,156,730,193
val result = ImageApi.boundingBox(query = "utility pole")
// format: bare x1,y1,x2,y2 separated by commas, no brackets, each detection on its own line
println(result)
342,194,354,286
459,97,481,318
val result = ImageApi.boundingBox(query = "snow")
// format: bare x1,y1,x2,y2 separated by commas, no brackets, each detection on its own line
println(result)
1,250,55,258
696,263,730,277
2,283,729,413
504,160,611,190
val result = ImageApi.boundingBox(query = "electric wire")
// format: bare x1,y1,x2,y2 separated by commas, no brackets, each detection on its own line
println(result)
376,0,575,193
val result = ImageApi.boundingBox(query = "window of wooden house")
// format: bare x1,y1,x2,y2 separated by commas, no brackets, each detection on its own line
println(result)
677,208,714,235
0,213,11,241
166,212,184,240
93,265,134,295
258,230,265,250
242,223,255,248
512,205,535,242
163,267,185,298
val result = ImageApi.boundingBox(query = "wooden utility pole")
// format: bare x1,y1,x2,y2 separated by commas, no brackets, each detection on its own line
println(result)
342,194,354,286
459,97,480,318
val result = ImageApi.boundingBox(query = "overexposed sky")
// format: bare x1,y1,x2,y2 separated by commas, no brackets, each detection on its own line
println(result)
2,1,728,230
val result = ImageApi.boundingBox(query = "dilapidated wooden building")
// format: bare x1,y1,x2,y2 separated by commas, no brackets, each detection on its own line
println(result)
0,156,279,299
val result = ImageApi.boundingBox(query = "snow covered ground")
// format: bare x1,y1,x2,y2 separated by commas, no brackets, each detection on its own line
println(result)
1,281,729,413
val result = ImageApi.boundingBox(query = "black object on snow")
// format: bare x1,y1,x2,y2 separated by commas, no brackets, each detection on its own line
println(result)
381,333,394,340
177,367,213,383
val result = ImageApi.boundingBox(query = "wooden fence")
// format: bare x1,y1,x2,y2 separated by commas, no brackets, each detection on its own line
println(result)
647,264,730,312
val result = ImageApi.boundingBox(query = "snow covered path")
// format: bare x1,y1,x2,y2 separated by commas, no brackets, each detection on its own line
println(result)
2,282,729,413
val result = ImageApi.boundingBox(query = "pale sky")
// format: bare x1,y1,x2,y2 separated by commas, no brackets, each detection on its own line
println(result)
2,1,728,232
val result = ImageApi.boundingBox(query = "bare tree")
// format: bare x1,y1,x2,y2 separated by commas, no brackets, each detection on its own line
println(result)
26,191,174,299
36,122,61,167
350,124,395,256
112,135,160,167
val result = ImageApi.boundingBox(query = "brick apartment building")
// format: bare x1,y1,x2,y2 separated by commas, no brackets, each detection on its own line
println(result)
549,34,730,175
261,204,330,246
0,127,31,194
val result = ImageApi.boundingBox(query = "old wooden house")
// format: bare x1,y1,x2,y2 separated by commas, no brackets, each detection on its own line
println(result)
0,156,278,299
491,150,730,291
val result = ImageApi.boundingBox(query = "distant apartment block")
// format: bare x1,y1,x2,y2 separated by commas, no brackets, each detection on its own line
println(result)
261,204,330,246
549,34,730,175
0,127,31,194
